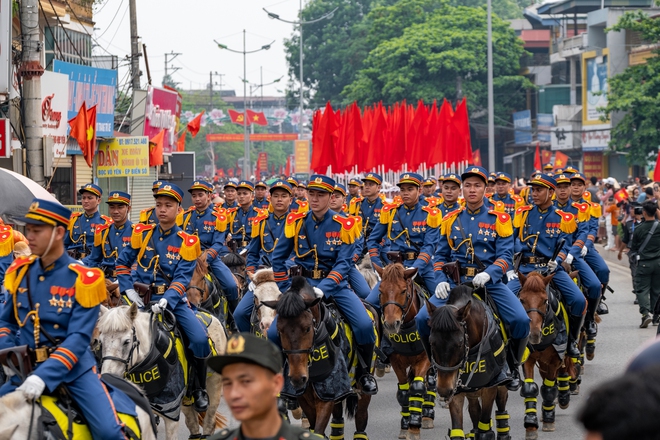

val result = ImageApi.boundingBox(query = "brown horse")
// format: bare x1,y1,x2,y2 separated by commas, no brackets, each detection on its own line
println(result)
427,285,510,440
270,276,374,440
221,251,248,294
518,271,577,440
104,279,122,308
374,264,434,440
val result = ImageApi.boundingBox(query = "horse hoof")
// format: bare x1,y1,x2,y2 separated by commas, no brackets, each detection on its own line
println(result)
385,365,391,373
398,430,408,439
301,417,310,429
422,418,434,429
542,423,555,432
291,408,303,420
525,430,538,440
406,431,421,440
559,402,570,410
570,386,580,396
376,367,385,378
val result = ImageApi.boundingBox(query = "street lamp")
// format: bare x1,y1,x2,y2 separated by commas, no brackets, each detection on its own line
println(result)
264,4,337,140
215,30,275,179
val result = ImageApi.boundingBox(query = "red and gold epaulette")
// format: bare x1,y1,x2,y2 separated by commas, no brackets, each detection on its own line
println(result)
511,194,523,204
6,255,36,275
0,225,14,257
67,212,82,232
4,255,37,295
572,201,591,222
68,264,106,308
212,209,230,232
100,215,112,224
424,196,442,208
295,200,309,213
590,202,602,218
380,200,402,224
70,212,82,219
177,231,201,261
333,215,362,244
93,221,114,247
422,205,442,228
513,204,533,228
348,197,363,215
488,210,513,237
491,200,506,213
441,208,464,236
131,223,156,249
285,210,308,238
515,205,533,215
556,209,577,234
139,207,154,223
582,191,592,202
251,208,270,238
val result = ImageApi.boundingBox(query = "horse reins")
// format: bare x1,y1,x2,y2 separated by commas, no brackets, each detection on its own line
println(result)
380,278,417,323
101,326,140,373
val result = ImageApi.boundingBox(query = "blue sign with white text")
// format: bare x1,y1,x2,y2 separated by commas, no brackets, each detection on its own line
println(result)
537,113,554,143
513,110,532,145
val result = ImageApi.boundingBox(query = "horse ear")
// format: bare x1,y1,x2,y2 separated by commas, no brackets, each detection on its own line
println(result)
261,300,279,310
99,305,108,318
543,273,556,286
128,302,139,320
425,299,437,316
109,282,119,290
373,264,384,278
404,267,418,280
304,297,322,309
517,271,527,287
457,300,472,322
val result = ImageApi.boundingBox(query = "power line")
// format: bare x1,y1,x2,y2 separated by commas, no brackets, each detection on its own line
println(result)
45,0,87,64
95,0,125,40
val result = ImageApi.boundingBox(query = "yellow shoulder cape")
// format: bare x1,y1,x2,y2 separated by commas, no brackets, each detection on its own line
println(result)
333,215,362,244
488,210,513,237
251,208,270,238
0,225,14,257
177,231,202,261
3,255,37,294
441,208,463,236
285,211,308,239
422,206,443,229
68,264,106,308
380,200,402,225
555,210,577,234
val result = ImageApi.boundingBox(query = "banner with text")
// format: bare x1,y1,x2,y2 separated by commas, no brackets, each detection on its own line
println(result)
294,140,310,174
96,136,149,177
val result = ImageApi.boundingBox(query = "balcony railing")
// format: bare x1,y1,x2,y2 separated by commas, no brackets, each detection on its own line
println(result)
558,33,588,54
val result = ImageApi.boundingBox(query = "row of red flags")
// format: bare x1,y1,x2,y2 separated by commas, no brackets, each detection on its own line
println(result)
228,109,268,126
311,99,473,174
147,111,206,166
533,144,570,172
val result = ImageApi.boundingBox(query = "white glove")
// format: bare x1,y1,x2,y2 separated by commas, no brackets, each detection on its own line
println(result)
565,254,574,265
547,259,558,272
581,246,589,257
472,272,491,288
313,287,324,298
435,282,451,299
125,289,144,308
2,365,15,377
17,375,45,400
506,270,518,281
151,298,168,314
248,281,256,292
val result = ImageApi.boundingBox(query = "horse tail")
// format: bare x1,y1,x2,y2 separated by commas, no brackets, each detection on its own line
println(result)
196,411,228,429
564,355,577,380
407,367,416,385
345,393,358,420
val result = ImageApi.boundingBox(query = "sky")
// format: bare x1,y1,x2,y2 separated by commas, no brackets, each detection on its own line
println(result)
93,0,304,98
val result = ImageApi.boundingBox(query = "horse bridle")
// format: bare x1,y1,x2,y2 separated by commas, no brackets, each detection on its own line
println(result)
100,326,140,373
380,278,416,322
524,299,550,324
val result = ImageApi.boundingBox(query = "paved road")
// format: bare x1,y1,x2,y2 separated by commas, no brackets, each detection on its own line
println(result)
169,251,650,440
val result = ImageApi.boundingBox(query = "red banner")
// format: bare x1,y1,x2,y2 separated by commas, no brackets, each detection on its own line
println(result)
206,133,299,142
0,119,10,158
257,152,268,173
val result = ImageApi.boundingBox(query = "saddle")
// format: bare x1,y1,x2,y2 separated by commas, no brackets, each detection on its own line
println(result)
533,282,569,354
198,273,227,322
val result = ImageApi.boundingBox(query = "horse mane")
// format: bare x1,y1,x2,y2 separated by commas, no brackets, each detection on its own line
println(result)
381,264,405,284
429,285,473,333
193,253,207,279
520,272,547,295
222,252,244,268
0,391,25,411
276,290,308,319
253,268,275,285
97,306,142,333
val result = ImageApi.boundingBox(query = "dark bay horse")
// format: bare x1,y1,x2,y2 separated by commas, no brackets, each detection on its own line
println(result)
427,285,510,440
271,276,374,440
374,264,435,440
518,271,577,440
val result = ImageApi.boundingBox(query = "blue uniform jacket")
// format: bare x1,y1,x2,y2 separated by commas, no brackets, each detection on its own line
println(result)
513,205,574,264
554,200,591,257
271,210,358,297
253,198,270,209
350,196,383,239
230,205,258,245
434,205,513,284
490,193,517,216
84,220,133,272
0,254,104,392
116,224,198,307
182,206,228,261
246,211,287,273
367,201,439,271
64,211,105,255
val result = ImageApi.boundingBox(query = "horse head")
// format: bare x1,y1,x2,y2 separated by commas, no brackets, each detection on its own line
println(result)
187,251,211,308
222,252,247,293
374,263,418,334
427,285,483,403
249,268,280,332
104,279,121,308
0,392,29,438
518,271,555,345
96,303,152,377
274,276,321,391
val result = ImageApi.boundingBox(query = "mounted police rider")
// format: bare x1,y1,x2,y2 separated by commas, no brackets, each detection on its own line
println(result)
221,181,239,209
139,180,164,224
506,174,587,359
0,199,127,439
437,173,462,217
64,183,107,259
490,172,518,216
349,173,387,263
182,180,240,316
347,177,362,205
267,174,379,395
116,183,211,412
419,166,530,390
253,181,270,209
84,191,133,281
228,181,258,253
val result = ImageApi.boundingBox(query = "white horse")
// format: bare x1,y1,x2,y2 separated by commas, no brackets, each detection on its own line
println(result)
358,254,379,289
0,389,157,439
97,303,227,439
249,268,282,333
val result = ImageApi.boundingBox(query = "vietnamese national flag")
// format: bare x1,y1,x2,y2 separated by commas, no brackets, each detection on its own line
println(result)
554,151,569,169
228,168,234,178
534,143,542,170
69,103,97,167
285,155,292,176
246,109,268,126
149,129,165,167
187,111,205,137
176,133,186,152
541,149,552,167
614,188,629,203
472,149,482,167
228,109,249,126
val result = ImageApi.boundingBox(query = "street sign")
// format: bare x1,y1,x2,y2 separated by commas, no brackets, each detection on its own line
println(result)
0,118,9,158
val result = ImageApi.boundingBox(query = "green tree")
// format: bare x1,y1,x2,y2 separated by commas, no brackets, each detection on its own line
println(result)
343,5,532,120
603,9,660,166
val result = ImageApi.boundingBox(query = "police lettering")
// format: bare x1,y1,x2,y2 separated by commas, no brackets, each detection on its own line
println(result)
463,359,487,374
389,330,420,344
310,345,329,362
542,323,555,336
126,365,161,384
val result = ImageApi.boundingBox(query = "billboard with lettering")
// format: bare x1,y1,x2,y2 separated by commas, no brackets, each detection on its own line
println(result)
96,136,149,177
53,60,117,137
582,49,609,126
143,85,182,154
513,110,532,145
40,71,69,158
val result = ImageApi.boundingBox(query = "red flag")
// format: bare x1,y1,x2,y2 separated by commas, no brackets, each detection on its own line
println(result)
187,111,205,137
365,103,387,171
217,168,225,178
311,102,339,173
433,99,454,167
534,143,542,170
407,100,428,171
554,151,569,169
614,188,629,203
425,100,439,167
654,150,660,182
149,129,165,167
285,155,292,176
452,98,472,164
228,109,249,126
176,133,186,152
69,102,97,168
472,149,482,167
228,168,234,177
541,149,552,166
246,109,268,126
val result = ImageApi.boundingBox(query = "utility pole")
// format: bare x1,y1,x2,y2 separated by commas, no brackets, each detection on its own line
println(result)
487,0,495,171
209,71,223,111
129,0,141,91
20,0,44,184
164,52,181,87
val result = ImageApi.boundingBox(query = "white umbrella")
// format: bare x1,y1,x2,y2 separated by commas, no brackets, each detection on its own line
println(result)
0,168,61,221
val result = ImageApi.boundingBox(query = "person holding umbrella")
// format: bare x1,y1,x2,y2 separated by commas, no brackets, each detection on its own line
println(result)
64,184,106,259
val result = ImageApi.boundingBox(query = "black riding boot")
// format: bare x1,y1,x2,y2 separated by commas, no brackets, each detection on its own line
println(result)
192,356,210,412
505,337,528,391
597,286,609,315
567,314,585,358
356,343,378,395
226,298,240,332
585,297,599,340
